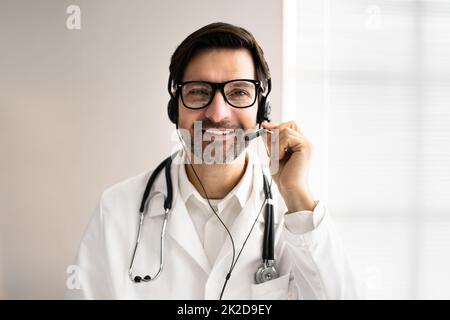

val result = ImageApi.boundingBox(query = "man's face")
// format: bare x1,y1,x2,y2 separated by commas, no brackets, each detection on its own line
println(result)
178,48,258,163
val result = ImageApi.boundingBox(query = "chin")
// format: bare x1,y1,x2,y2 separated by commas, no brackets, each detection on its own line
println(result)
189,140,247,164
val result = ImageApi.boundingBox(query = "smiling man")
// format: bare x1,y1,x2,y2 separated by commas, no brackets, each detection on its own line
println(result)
66,22,359,300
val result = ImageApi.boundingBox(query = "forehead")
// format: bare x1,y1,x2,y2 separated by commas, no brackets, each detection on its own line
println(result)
182,48,256,82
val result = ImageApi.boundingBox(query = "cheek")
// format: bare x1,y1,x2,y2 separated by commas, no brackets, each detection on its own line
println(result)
178,100,204,128
236,105,258,128
177,100,259,129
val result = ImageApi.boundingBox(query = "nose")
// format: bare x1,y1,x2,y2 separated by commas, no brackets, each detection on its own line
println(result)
204,89,232,123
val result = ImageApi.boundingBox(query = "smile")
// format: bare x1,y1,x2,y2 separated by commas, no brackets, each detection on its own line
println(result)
202,128,235,136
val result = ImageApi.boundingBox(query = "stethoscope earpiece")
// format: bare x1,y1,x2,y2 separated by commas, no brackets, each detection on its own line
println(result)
133,275,152,283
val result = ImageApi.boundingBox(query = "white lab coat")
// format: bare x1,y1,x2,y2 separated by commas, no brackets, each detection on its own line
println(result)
66,150,359,299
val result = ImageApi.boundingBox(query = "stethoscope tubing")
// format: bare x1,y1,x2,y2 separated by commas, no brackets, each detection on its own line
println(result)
129,152,277,284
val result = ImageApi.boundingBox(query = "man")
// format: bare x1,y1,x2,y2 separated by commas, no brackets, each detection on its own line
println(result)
66,22,358,299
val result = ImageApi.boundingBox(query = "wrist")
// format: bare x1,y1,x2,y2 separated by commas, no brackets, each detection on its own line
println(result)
281,187,316,213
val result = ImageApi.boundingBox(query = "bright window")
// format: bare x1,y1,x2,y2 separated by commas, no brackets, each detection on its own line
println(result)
282,0,450,299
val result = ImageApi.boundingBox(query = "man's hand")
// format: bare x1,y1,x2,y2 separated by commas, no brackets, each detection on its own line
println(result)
262,120,316,213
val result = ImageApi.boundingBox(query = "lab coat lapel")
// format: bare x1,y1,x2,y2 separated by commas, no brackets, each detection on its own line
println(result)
207,158,283,297
213,166,266,275
146,152,211,276
205,169,268,299
167,195,211,275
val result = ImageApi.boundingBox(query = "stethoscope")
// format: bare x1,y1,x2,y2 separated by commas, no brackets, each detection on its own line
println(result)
128,150,279,293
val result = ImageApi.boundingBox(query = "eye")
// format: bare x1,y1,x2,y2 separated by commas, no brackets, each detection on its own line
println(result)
229,89,250,97
188,88,209,96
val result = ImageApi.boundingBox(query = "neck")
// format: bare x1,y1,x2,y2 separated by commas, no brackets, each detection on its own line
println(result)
185,151,248,199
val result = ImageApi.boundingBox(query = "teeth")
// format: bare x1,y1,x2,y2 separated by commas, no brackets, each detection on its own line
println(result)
205,129,234,135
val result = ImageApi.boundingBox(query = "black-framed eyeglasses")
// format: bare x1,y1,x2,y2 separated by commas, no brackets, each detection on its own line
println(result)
176,79,261,110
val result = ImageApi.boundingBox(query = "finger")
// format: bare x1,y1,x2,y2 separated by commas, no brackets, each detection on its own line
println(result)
272,131,297,161
261,121,279,129
265,127,300,159
285,120,299,132
263,120,302,134
276,129,310,160
262,127,275,156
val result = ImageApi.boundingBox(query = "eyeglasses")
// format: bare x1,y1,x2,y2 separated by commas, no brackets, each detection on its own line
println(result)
176,79,261,110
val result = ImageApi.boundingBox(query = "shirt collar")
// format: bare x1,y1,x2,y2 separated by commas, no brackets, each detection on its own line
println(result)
178,150,254,211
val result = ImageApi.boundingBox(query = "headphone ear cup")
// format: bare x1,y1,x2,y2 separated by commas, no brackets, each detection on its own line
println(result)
257,95,271,124
264,101,271,122
167,98,178,125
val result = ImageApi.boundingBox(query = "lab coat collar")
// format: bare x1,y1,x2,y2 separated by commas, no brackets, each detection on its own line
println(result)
145,149,271,216
177,149,254,212
212,162,269,266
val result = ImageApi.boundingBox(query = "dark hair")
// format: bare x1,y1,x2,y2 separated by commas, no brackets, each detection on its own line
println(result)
169,22,271,88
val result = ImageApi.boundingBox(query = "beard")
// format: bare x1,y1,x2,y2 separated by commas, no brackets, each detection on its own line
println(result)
193,135,245,164
182,119,250,164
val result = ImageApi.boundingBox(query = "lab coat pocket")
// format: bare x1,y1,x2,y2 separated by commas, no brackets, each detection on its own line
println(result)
250,273,290,300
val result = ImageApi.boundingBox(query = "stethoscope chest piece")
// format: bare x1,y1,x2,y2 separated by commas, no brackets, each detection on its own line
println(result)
255,260,279,284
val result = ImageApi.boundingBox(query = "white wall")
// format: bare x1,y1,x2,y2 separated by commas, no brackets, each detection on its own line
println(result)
0,0,282,299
